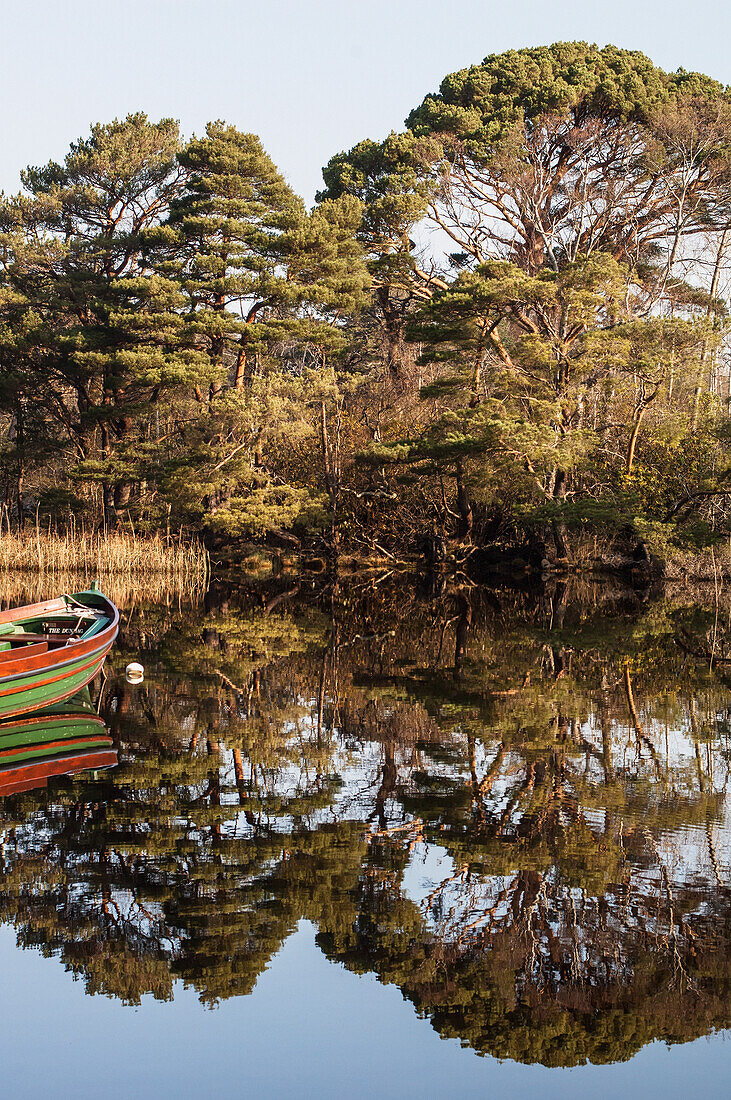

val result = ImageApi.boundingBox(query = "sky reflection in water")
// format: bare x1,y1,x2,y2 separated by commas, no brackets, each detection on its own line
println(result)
0,575,728,1096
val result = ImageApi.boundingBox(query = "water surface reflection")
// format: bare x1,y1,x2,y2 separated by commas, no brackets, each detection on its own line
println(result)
0,576,728,1070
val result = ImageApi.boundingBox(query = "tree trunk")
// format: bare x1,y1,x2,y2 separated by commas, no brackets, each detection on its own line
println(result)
233,747,248,804
692,226,728,430
234,328,256,389
626,407,646,475
99,423,114,529
234,343,247,389
111,414,135,525
454,595,472,681
14,401,24,530
455,459,473,540
320,396,341,555
551,468,570,560
377,288,407,378
469,331,485,407
114,483,132,512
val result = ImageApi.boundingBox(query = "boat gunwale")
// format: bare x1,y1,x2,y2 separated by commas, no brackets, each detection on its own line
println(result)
0,710,106,734
0,636,115,688
0,592,119,682
0,595,70,626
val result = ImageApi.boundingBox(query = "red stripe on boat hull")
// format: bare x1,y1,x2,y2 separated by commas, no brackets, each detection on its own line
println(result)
0,749,118,795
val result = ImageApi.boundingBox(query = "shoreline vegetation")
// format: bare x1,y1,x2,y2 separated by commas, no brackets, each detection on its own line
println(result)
0,42,730,581
0,566,207,609
0,517,209,600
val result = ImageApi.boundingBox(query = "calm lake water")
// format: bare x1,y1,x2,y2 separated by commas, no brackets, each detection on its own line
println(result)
0,574,729,1098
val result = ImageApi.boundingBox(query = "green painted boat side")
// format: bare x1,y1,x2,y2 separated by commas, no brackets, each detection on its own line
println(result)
0,687,97,723
0,690,117,795
0,651,109,720
0,715,104,747
0,735,113,763
0,705,107,750
0,589,119,720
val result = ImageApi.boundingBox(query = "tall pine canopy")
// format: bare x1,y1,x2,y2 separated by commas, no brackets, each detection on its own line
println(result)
321,42,731,560
0,43,729,568
0,114,202,523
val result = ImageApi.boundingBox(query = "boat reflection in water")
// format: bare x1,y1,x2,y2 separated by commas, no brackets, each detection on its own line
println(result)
0,690,116,796
0,579,728,1075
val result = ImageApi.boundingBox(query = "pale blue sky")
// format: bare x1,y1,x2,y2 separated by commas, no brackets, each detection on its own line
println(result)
1,0,729,203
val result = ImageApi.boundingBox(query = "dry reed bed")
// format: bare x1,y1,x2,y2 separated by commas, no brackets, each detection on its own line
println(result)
0,527,209,607
0,570,208,611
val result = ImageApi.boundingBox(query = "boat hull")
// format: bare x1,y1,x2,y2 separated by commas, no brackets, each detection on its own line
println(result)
0,743,117,796
0,590,119,720
0,693,116,795
0,645,113,720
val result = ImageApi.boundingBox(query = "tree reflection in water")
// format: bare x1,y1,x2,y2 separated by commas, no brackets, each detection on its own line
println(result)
0,575,728,1066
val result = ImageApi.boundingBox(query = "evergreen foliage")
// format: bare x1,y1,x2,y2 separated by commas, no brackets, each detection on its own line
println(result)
0,43,730,566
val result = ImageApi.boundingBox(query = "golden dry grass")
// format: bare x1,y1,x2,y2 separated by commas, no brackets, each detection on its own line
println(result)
0,518,209,607
0,526,208,576
0,570,206,610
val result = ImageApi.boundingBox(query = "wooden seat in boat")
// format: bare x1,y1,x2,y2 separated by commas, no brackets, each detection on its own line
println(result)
0,641,50,660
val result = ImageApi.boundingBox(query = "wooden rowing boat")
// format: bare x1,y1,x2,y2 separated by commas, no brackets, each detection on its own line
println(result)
0,585,119,720
0,692,116,795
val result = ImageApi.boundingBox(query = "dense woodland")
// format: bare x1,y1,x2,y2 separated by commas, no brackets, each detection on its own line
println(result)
1,42,731,570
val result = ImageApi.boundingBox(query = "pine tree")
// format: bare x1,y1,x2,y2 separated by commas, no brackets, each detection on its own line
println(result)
0,114,208,526
155,123,369,543
162,121,304,392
